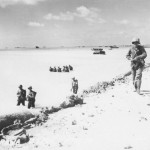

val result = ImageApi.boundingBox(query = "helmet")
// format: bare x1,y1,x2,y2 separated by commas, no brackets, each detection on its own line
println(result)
18,85,22,88
132,37,140,44
28,86,32,90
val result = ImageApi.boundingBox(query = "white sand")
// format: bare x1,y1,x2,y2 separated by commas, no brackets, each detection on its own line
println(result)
0,47,130,114
0,47,150,149
0,47,135,114
1,62,150,150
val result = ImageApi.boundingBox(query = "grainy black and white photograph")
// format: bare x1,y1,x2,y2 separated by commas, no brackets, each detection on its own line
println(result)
0,0,150,149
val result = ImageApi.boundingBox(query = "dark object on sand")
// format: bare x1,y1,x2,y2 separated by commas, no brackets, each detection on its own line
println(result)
1,123,23,135
91,48,103,51
92,48,105,55
93,50,105,55
109,45,119,50
60,95,84,109
69,65,73,71
35,46,39,49
49,65,73,72
24,116,39,125
0,112,34,133
15,133,30,144
0,134,6,141
69,95,83,105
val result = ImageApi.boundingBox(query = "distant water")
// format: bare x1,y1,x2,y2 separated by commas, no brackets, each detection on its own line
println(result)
0,47,133,114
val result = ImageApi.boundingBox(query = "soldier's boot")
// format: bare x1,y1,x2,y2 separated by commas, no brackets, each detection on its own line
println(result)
28,101,31,109
32,101,35,108
136,80,142,95
22,100,25,106
133,80,137,92
17,100,20,106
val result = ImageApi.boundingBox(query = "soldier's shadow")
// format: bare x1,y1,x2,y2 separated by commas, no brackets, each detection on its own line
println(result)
33,104,45,109
141,90,150,96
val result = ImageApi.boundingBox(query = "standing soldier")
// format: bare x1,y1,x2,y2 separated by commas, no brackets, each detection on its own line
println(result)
27,86,37,109
126,38,147,94
71,77,78,94
17,85,26,106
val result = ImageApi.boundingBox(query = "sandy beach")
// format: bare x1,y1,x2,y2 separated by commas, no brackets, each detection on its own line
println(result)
0,47,150,150
0,47,132,115
1,0,150,149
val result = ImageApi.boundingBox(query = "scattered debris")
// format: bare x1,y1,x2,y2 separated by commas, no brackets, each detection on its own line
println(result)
88,114,94,117
83,127,88,130
59,142,63,147
15,134,30,144
0,134,6,141
124,146,133,149
72,120,77,125
83,74,129,96
60,95,84,109
139,117,148,122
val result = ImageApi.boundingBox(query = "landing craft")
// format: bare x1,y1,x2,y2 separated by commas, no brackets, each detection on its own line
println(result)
91,48,106,55
109,45,119,50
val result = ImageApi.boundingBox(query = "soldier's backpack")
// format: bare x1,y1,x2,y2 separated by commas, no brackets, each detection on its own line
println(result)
33,91,37,98
22,90,26,98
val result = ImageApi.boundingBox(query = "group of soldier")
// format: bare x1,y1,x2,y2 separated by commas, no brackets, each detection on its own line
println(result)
17,85,36,109
49,65,73,72
17,77,78,109
16,37,147,110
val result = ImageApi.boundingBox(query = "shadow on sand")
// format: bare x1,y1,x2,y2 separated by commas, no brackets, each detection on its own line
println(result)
141,90,150,96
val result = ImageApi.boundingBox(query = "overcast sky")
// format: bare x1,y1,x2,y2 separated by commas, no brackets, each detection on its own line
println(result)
0,0,150,48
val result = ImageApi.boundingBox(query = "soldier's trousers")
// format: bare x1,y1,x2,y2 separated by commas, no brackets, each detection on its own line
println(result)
28,99,35,109
131,66,144,83
17,98,25,106
73,86,78,94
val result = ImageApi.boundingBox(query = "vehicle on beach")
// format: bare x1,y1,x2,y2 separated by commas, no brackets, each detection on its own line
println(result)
109,45,119,50
91,48,106,55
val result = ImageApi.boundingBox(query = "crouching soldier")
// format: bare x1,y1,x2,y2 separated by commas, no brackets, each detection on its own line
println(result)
17,85,26,106
27,86,37,109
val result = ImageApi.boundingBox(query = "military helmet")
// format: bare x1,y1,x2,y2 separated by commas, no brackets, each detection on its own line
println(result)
18,85,22,88
28,86,32,90
132,37,140,44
